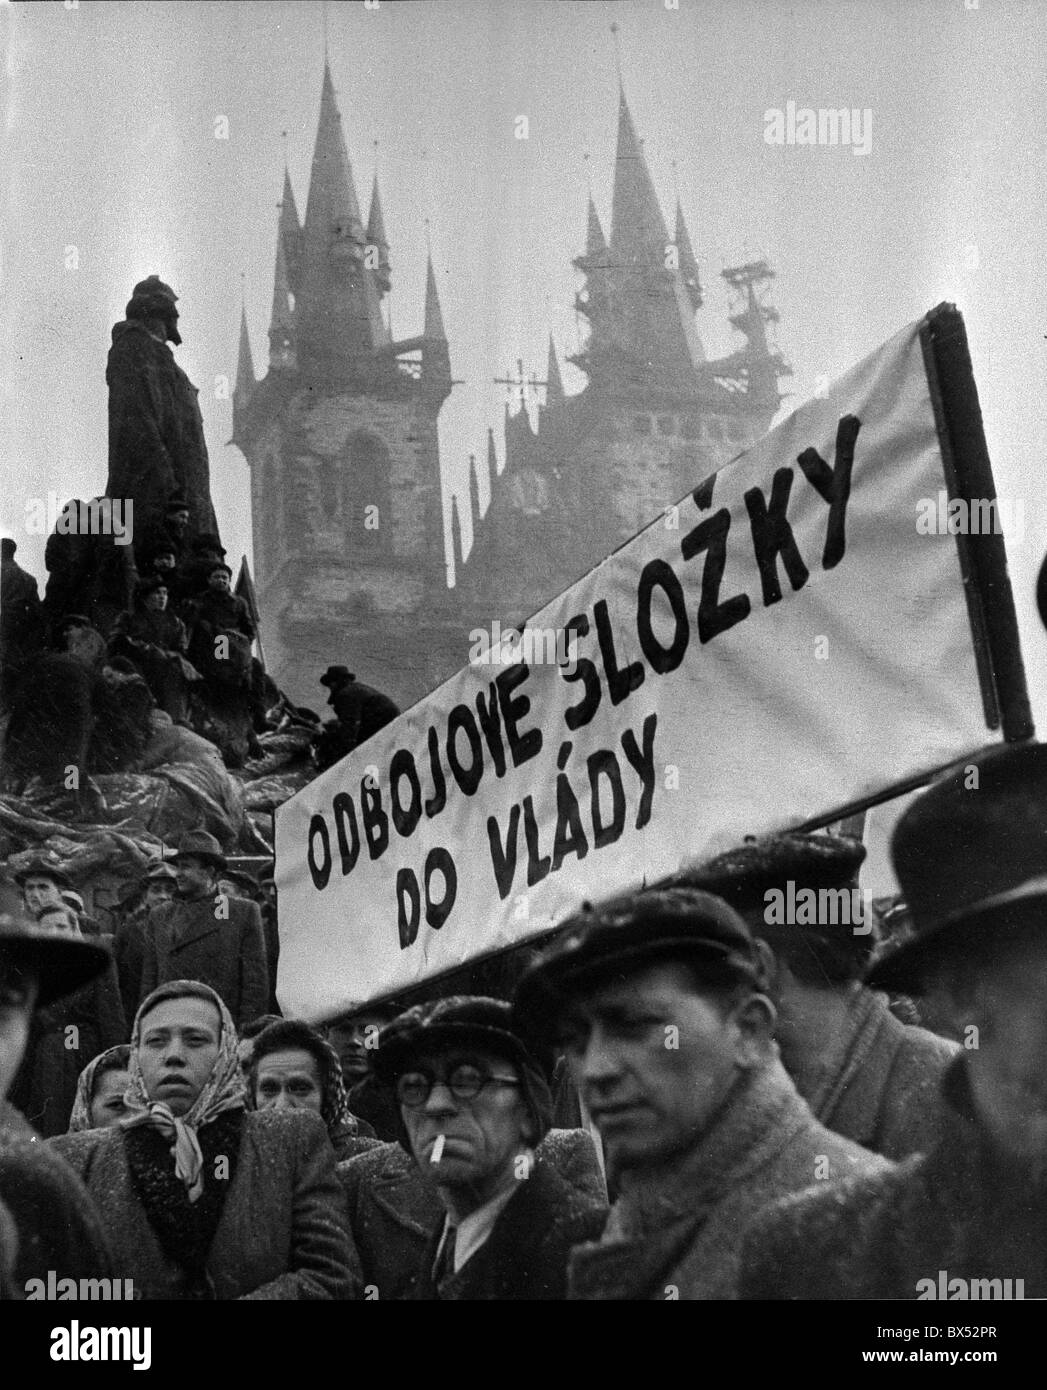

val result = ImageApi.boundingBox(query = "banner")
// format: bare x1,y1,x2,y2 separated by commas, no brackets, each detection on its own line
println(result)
275,308,1030,1018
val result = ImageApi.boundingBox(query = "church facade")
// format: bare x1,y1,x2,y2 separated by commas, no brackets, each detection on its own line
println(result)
231,63,790,713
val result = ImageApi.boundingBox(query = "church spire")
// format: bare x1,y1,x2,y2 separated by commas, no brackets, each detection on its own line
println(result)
268,223,297,371
279,165,303,297
468,452,482,534
585,195,607,258
296,60,385,376
674,199,702,312
424,253,446,342
449,493,465,583
234,302,255,404
367,172,391,297
610,88,670,264
231,299,255,447
545,334,564,405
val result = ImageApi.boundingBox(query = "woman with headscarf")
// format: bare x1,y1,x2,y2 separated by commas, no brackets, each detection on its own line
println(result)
246,1019,377,1161
67,1045,132,1133
50,980,357,1299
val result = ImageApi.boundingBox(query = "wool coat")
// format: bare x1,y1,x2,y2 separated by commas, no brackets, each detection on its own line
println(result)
739,1059,1047,1300
797,986,958,1160
0,1120,114,1290
567,1057,889,1300
404,1156,608,1300
106,319,217,538
339,1128,607,1300
51,1109,357,1299
139,892,268,1028
10,958,127,1138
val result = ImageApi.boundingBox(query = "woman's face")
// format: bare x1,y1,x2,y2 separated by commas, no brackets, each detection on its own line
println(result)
253,1048,324,1117
137,996,222,1117
89,1068,132,1128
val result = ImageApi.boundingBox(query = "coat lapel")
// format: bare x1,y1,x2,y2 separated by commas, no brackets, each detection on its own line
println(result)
166,900,222,953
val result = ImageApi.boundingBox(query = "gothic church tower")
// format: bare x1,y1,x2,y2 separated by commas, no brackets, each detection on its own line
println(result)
232,62,455,711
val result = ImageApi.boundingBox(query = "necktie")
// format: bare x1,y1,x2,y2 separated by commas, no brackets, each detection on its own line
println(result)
434,1224,458,1289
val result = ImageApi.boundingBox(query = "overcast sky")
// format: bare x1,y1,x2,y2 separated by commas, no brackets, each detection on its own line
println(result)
3,0,1047,726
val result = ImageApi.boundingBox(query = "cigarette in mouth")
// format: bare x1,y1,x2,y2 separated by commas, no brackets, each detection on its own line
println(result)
430,1134,446,1164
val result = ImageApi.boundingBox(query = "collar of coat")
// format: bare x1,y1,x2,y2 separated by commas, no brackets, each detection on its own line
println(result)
607,1056,813,1242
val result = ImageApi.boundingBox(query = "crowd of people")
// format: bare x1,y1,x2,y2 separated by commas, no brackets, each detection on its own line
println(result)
0,738,1044,1299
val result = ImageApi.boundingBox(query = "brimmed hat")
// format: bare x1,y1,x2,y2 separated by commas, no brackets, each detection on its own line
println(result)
867,742,1047,992
216,867,257,896
513,887,762,1042
136,574,168,596
11,857,73,891
207,562,233,579
668,832,866,941
320,665,355,688
372,996,554,1148
171,830,227,871
144,862,178,884
0,911,112,1006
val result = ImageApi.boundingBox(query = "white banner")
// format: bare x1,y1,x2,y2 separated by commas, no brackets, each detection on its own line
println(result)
276,315,1004,1019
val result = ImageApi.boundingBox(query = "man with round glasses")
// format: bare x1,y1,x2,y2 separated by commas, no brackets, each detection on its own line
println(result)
364,995,606,1299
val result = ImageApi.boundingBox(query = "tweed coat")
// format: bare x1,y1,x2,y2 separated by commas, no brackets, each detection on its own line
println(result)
567,1057,889,1300
404,1156,608,1300
139,892,268,1028
739,1059,1047,1300
0,1120,114,1289
339,1128,607,1299
797,986,958,1161
51,1109,356,1299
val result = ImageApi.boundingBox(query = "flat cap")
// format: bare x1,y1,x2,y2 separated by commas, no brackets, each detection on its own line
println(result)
513,887,762,1041
667,832,865,914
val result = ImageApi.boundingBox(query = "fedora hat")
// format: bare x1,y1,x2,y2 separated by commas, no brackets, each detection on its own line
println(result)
171,830,227,871
867,741,1047,992
11,857,73,891
319,665,355,688
0,911,111,1006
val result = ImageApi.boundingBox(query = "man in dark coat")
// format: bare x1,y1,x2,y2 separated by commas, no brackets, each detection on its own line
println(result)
0,910,115,1287
10,904,126,1137
350,997,607,1299
0,538,42,706
739,744,1047,1300
339,1127,607,1299
668,832,957,1160
110,574,198,724
106,276,218,540
514,887,888,1300
314,666,400,770
138,831,267,1028
114,862,178,1024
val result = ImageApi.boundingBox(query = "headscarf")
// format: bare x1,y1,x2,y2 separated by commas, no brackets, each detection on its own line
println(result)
67,1045,131,1133
246,1018,359,1140
121,981,245,1203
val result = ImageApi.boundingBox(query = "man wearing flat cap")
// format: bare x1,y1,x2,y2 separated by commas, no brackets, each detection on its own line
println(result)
669,832,957,1160
106,274,219,541
514,887,887,1300
740,742,1047,1299
342,996,607,1299
139,831,267,1028
0,912,114,1287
